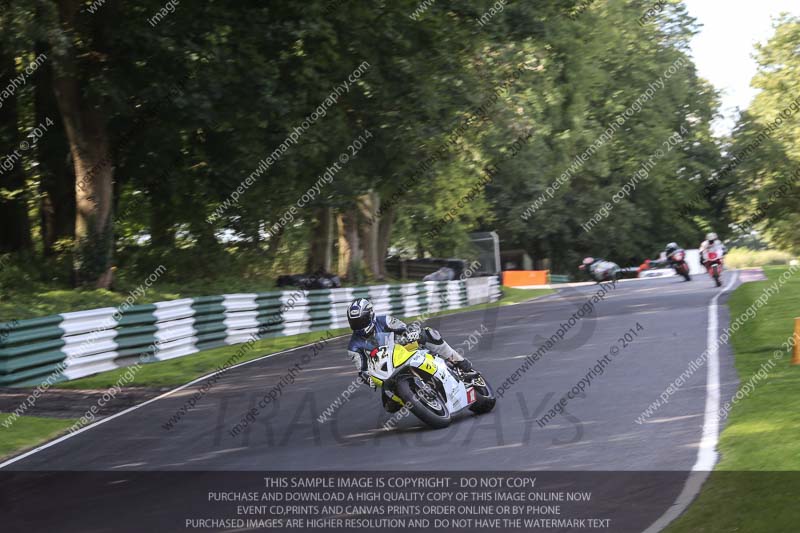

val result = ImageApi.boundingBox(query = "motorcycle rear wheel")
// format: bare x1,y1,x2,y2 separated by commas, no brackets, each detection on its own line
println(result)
396,375,452,429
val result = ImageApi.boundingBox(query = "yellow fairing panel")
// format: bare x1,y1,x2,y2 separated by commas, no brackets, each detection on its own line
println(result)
418,354,438,375
392,344,417,367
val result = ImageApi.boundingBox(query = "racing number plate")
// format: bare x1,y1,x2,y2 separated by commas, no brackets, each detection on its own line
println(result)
420,357,437,375
466,387,476,405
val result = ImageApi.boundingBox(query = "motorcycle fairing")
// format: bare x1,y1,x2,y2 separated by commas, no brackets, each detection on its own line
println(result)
367,337,473,413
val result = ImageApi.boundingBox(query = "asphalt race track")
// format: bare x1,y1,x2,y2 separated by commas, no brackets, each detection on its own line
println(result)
0,272,744,532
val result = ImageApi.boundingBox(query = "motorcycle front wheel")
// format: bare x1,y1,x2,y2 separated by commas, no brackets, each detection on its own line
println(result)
468,372,496,415
396,374,452,429
712,265,722,287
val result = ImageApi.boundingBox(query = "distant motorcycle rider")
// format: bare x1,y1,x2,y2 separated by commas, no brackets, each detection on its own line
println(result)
699,232,726,267
346,298,473,391
662,242,692,281
665,242,680,259
579,257,620,282
639,243,681,270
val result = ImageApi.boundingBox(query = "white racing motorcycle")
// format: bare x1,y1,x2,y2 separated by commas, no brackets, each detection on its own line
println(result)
366,333,496,429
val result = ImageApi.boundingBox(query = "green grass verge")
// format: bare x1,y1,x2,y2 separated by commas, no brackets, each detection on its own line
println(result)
59,287,553,390
667,266,800,532
0,415,76,460
461,287,554,312
503,287,555,302
724,248,795,269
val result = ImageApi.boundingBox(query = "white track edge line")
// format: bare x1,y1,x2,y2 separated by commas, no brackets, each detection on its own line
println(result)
642,270,739,533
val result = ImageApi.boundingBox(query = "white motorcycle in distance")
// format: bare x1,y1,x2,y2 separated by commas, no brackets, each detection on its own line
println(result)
701,243,725,287
366,333,496,429
579,257,621,283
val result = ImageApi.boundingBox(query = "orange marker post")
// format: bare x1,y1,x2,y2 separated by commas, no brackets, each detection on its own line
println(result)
793,318,800,366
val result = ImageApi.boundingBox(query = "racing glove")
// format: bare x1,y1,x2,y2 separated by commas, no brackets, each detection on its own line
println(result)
396,323,422,345
358,371,376,390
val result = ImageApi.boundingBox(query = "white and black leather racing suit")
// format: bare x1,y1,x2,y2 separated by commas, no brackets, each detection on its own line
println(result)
587,259,620,282
699,239,726,266
347,315,467,393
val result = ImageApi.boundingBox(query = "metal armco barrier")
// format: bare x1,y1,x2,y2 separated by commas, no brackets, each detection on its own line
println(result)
0,278,501,387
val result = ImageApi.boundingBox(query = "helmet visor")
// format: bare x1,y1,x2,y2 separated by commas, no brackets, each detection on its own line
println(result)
358,322,375,336
348,312,374,336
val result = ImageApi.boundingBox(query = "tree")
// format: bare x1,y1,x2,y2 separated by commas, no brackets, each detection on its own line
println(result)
0,0,727,292
724,16,800,253
0,2,32,254
42,0,115,287
34,37,75,256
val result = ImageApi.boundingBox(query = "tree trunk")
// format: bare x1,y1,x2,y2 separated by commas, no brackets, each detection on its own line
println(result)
337,211,361,281
306,206,333,273
322,207,334,272
357,192,382,279
149,199,175,248
0,44,33,253
191,215,219,251
49,0,114,288
264,222,284,265
147,174,175,248
35,40,75,256
376,203,395,279
336,213,350,278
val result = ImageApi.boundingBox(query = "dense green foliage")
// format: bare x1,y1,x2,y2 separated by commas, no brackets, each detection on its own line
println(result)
1,0,793,314
721,16,800,254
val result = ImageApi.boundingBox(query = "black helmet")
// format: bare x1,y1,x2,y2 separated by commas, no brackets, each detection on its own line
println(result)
347,298,375,336
666,242,679,255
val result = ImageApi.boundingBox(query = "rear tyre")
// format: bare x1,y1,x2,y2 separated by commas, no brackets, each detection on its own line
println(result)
468,373,496,414
396,374,451,429
682,272,691,282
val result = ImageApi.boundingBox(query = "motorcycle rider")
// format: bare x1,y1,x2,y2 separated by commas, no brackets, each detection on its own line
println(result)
699,232,726,267
639,243,682,270
662,242,693,281
346,298,473,397
665,242,680,259
665,242,688,265
579,257,620,282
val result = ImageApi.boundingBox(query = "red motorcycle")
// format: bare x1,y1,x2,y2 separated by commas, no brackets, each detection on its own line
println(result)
704,250,724,287
668,249,691,282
